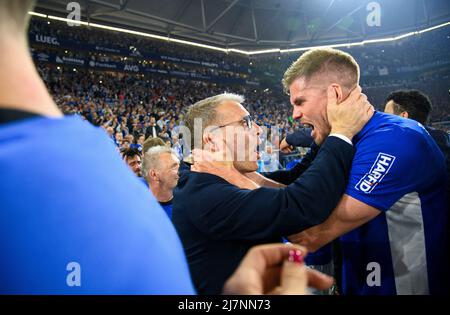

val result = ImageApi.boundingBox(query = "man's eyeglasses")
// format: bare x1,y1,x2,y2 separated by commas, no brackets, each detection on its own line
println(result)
209,115,253,132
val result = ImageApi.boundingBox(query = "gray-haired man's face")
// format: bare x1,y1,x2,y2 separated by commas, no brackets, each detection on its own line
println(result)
154,152,180,189
209,101,262,173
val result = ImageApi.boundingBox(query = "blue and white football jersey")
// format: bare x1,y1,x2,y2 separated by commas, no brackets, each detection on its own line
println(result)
341,111,448,295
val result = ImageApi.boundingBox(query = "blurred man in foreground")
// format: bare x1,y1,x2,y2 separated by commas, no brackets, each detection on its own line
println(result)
0,0,332,295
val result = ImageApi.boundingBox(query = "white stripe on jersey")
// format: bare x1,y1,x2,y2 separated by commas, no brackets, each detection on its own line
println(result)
386,192,429,294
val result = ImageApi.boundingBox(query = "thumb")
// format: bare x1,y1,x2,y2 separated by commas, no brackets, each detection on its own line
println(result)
306,268,334,291
279,261,309,295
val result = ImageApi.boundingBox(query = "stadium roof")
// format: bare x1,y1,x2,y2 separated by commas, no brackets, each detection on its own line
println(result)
35,0,450,53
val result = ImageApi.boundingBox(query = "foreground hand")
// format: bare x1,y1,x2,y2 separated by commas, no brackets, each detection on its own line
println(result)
222,244,334,295
327,85,374,141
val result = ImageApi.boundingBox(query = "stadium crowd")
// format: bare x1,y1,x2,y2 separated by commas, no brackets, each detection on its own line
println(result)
30,16,450,132
29,18,248,72
37,65,297,157
37,61,449,161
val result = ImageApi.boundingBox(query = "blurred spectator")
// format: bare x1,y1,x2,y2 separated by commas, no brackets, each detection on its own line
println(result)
145,116,162,139
114,131,123,147
122,148,142,177
384,90,449,149
171,134,183,160
121,139,131,150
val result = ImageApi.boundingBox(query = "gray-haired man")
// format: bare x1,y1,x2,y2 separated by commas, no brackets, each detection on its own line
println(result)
143,146,180,219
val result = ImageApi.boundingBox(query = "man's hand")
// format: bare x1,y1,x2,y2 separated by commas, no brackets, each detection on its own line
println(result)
192,149,260,190
327,85,374,141
222,244,334,295
287,229,317,251
280,138,294,154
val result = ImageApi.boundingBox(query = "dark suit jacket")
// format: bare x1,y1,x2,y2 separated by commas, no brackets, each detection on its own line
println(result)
145,124,161,139
172,136,354,295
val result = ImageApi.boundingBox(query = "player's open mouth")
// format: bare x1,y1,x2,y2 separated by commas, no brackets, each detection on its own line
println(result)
302,123,315,138
302,123,314,130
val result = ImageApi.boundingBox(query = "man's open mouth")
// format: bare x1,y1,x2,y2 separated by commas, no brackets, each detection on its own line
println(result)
302,123,314,130
302,123,315,138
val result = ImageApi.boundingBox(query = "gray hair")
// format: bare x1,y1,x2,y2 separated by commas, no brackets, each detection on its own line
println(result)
185,93,245,149
142,145,177,180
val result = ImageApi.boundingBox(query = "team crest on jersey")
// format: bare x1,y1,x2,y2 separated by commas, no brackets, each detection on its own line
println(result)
355,153,396,194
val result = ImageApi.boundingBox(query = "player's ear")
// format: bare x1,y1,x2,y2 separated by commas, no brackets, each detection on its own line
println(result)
401,111,409,119
329,83,344,104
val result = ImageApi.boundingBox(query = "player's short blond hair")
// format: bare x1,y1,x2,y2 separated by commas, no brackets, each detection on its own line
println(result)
282,47,360,94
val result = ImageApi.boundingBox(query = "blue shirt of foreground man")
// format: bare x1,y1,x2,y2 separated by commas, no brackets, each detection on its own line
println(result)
172,89,372,294
285,48,448,295
0,0,337,296
0,113,194,294
0,0,195,294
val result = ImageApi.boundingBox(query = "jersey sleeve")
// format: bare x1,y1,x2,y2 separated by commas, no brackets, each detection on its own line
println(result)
345,128,425,212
